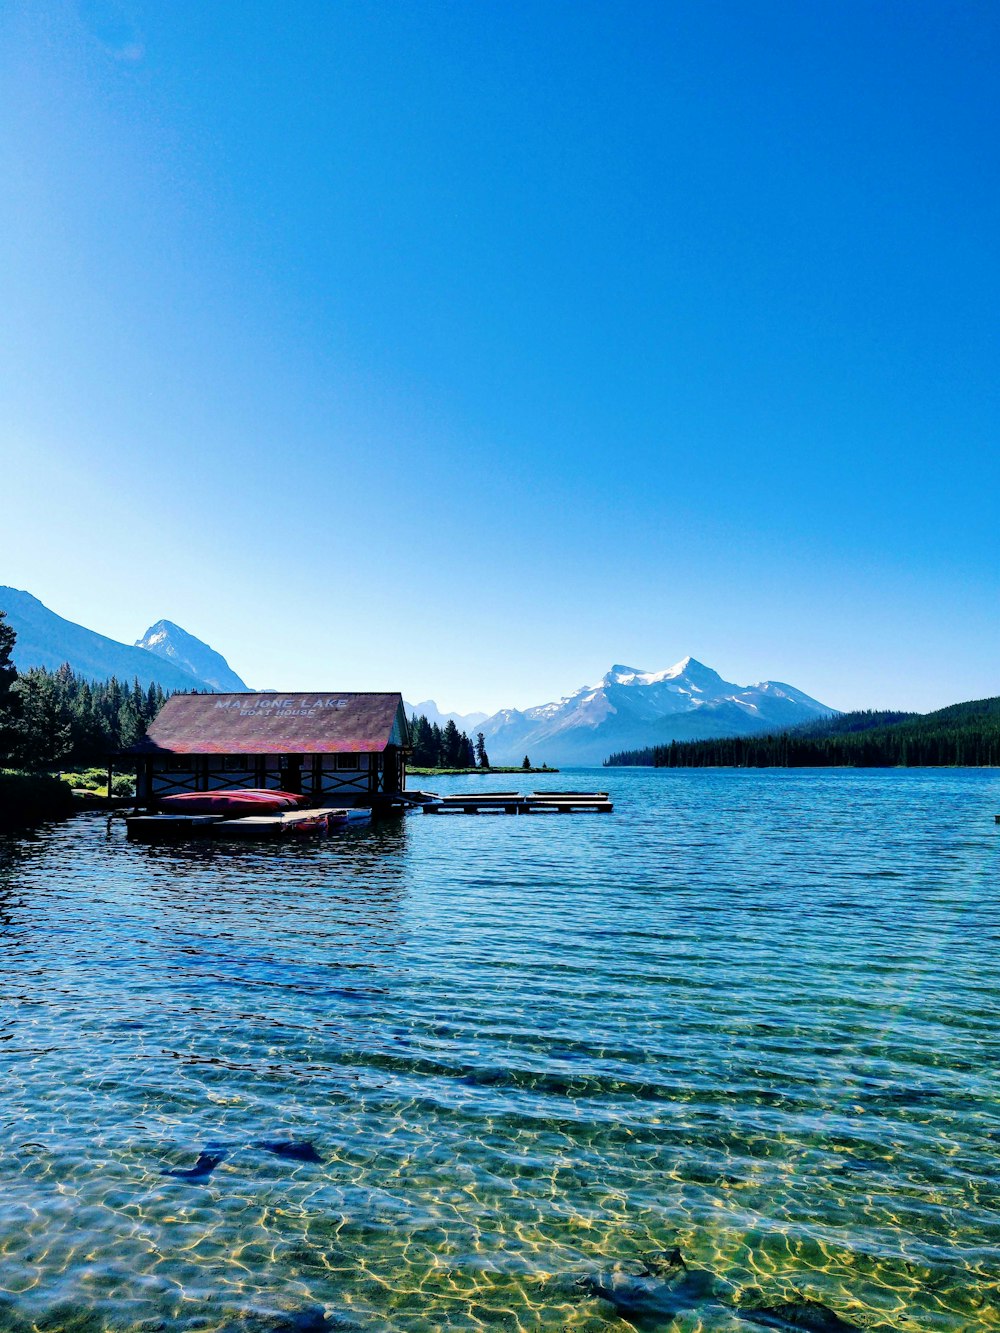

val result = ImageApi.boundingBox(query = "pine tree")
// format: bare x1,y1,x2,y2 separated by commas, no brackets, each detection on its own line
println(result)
0,610,15,693
107,676,123,721
441,720,462,767
12,669,72,768
70,681,102,759
118,698,144,750
475,732,490,769
522,754,531,770
410,714,435,766
0,609,18,763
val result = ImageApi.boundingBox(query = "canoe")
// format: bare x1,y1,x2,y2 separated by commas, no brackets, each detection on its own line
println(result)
226,788,310,807
327,807,372,827
286,813,329,836
157,791,299,816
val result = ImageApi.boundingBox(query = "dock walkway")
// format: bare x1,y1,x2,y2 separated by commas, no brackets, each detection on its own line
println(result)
124,791,613,837
421,790,611,815
126,806,371,839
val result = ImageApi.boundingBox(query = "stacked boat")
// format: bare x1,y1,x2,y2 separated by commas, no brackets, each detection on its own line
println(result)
157,789,308,817
126,789,371,840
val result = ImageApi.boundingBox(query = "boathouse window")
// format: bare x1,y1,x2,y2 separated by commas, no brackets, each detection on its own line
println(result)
165,757,190,772
335,754,360,770
223,756,248,771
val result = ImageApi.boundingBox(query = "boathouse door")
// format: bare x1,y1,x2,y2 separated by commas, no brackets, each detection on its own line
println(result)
279,755,302,795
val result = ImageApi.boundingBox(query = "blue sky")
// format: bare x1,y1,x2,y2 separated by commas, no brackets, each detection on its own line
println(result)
2,1,997,713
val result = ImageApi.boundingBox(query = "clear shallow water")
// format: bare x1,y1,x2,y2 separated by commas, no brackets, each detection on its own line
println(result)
0,768,998,1333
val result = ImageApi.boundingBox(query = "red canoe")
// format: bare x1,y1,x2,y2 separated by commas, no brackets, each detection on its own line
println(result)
226,788,310,807
157,789,306,817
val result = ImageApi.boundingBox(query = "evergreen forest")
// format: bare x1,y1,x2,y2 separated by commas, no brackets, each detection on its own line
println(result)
0,610,167,769
605,700,1000,768
408,713,482,769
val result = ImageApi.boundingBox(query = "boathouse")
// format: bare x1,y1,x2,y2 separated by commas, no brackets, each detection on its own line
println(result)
130,692,411,806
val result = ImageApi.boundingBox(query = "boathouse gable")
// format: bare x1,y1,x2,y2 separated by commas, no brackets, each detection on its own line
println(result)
130,692,410,804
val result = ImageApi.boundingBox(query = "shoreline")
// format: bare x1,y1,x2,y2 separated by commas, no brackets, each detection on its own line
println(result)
407,765,559,777
0,770,75,828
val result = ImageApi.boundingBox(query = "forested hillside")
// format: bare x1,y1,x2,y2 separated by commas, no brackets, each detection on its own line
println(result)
1,607,168,768
2,665,168,768
605,701,1000,767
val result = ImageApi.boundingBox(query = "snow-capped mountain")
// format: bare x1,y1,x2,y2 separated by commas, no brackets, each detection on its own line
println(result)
0,587,219,694
476,657,836,765
403,699,489,732
136,619,250,692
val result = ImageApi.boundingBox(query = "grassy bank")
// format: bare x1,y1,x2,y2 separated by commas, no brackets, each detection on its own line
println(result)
0,770,75,827
407,766,559,776
61,767,136,799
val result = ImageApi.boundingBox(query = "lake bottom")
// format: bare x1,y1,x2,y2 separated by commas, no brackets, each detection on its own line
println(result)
0,768,998,1331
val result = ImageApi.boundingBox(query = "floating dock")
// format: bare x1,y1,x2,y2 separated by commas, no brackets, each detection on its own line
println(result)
124,814,221,836
126,806,371,840
124,791,612,836
421,790,611,815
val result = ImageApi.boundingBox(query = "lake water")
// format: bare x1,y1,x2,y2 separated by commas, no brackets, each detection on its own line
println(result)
0,769,998,1332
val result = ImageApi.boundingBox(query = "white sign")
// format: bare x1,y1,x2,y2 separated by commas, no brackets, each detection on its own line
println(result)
213,697,349,719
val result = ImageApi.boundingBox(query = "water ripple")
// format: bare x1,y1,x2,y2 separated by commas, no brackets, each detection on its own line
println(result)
0,769,998,1330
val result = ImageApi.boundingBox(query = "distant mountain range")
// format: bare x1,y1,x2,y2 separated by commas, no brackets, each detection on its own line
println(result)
0,587,249,694
402,699,489,732
1,587,835,764
473,658,836,765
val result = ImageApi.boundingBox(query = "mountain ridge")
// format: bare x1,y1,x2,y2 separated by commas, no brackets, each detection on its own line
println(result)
474,656,837,765
0,589,836,762
0,587,221,694
403,699,489,732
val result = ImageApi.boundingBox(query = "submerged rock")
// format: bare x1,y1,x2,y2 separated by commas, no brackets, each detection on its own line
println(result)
0,1299,106,1333
161,1150,225,1180
255,1140,325,1163
159,1137,324,1180
219,1308,359,1333
575,1250,879,1332
737,1297,866,1331
578,1247,734,1328
267,1311,330,1333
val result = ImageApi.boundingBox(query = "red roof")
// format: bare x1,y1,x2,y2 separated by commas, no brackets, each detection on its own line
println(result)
131,692,408,755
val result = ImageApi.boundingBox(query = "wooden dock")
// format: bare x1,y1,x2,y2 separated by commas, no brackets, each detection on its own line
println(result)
421,790,611,815
125,806,371,839
125,814,221,837
124,792,612,836
213,806,371,838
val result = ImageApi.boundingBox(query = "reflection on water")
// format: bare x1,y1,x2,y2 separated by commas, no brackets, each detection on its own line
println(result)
0,769,999,1331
